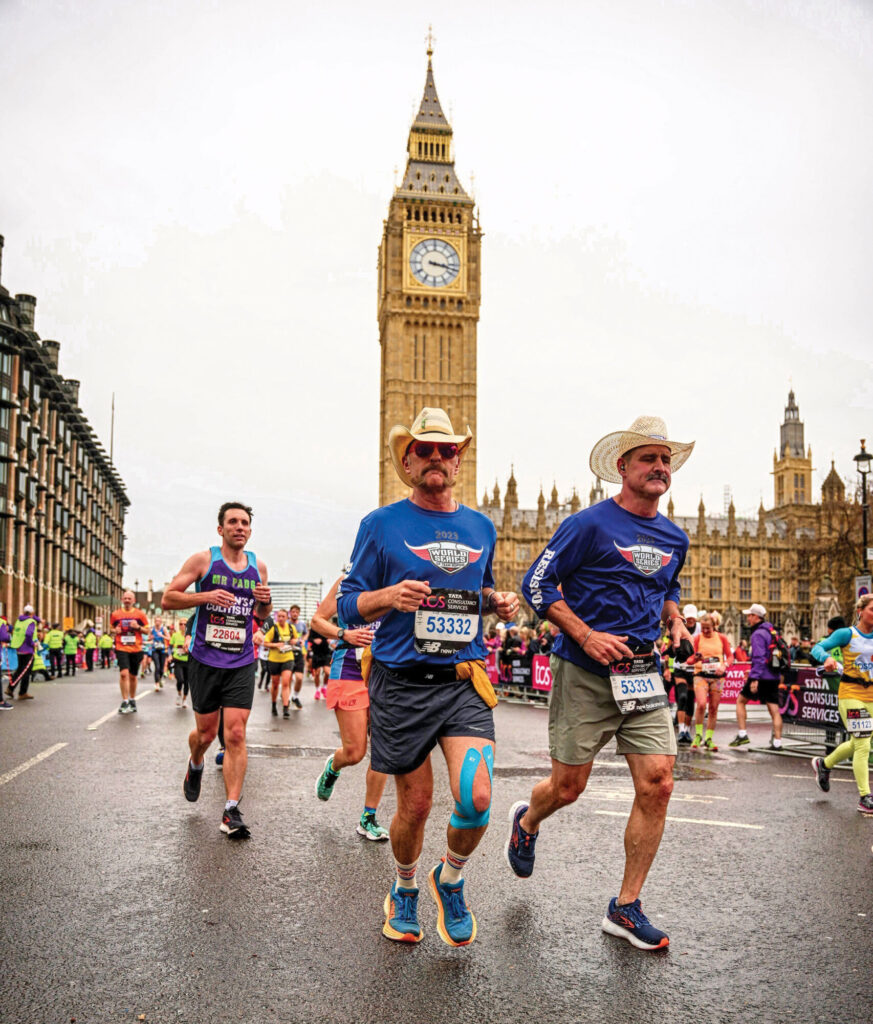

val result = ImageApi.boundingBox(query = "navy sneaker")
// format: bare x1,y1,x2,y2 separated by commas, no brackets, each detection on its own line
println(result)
215,748,225,768
0,699,13,710
183,762,203,802
601,898,669,951
811,756,830,793
504,800,537,878
220,804,251,839
428,861,476,946
382,882,422,943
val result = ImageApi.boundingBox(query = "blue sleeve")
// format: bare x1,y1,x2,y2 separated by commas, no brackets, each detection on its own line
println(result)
483,520,496,591
665,545,686,606
337,518,383,625
522,515,590,616
810,628,852,663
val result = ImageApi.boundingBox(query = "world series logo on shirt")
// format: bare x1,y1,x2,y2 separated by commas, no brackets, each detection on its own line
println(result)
405,540,483,575
613,541,673,577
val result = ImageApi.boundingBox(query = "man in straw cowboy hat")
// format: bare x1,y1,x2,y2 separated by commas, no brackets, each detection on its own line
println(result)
337,407,518,947
508,415,694,951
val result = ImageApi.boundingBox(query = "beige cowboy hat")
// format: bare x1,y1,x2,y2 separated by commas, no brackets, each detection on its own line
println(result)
388,407,473,488
589,415,694,485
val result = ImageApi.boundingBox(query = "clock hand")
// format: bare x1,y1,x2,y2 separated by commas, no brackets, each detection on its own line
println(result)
427,261,450,270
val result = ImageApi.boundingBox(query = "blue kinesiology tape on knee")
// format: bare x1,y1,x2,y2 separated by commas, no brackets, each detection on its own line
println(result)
450,745,495,829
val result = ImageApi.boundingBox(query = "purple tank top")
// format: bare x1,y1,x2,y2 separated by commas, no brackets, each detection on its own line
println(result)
190,547,261,669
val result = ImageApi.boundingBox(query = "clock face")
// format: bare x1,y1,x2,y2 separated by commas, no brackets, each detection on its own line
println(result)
409,238,461,288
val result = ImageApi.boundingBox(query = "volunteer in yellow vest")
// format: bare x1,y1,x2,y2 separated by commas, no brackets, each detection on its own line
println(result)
264,608,297,718
811,593,873,815
83,626,98,672
63,628,81,677
170,621,190,708
5,604,39,700
46,624,65,678
98,630,114,669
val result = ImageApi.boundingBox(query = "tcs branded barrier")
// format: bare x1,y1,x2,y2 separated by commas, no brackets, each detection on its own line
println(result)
487,651,552,704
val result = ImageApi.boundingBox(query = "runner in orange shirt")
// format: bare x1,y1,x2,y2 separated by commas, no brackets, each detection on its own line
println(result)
110,590,150,714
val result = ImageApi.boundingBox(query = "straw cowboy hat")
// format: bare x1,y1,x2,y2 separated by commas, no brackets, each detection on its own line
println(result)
388,407,473,488
589,415,694,485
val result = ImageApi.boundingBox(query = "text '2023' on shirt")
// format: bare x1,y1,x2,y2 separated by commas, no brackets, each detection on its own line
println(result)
522,498,689,677
337,499,496,670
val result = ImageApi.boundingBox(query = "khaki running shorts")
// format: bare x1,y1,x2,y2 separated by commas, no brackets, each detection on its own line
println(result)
549,655,677,765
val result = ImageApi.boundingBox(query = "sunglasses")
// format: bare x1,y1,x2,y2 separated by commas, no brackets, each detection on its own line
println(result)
409,441,459,460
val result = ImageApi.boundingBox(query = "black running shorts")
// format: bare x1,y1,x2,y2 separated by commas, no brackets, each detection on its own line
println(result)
292,652,305,674
116,650,143,675
740,677,780,706
368,660,495,776
267,660,292,676
188,656,256,714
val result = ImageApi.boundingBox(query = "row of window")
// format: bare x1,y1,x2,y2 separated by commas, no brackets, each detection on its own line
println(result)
679,577,811,606
690,551,811,571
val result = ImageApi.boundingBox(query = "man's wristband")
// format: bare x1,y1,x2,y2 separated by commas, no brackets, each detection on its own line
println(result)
580,627,593,651
484,592,497,612
666,614,687,628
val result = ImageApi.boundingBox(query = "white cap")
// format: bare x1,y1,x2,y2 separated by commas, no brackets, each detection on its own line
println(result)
742,603,767,618
23,604,34,614
682,604,699,619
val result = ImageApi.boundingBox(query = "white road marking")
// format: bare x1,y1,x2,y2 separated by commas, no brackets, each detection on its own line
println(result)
86,688,153,730
774,773,854,784
0,742,67,787
593,809,763,830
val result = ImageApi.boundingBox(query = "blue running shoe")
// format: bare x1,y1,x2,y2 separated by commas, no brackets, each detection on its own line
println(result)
504,800,537,878
382,882,422,943
428,861,477,947
601,898,669,951
215,748,225,768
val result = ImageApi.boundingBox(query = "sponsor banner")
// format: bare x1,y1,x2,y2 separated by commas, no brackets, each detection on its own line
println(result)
778,684,841,730
532,654,552,691
510,656,531,689
720,663,749,704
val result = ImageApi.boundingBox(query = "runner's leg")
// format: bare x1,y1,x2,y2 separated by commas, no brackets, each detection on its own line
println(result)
220,706,250,802
519,759,594,834
617,753,674,905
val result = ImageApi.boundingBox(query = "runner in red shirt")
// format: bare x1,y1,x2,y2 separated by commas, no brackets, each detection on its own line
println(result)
110,590,150,714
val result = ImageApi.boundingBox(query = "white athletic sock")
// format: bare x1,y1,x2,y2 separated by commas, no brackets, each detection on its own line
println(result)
738,730,747,738
189,759,204,771
395,859,419,891
440,848,470,886
225,799,239,811
772,738,782,748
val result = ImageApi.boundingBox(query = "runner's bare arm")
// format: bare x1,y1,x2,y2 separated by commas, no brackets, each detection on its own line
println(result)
662,600,692,647
544,598,633,665
312,577,375,645
253,560,271,616
162,551,235,610
353,579,432,622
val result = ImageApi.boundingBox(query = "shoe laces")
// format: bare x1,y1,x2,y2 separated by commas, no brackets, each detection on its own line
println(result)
615,899,648,929
393,889,418,923
443,885,469,921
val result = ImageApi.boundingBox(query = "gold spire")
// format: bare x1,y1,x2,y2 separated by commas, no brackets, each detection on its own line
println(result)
425,24,435,59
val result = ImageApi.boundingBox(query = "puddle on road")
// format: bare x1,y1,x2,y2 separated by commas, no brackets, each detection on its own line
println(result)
248,744,335,759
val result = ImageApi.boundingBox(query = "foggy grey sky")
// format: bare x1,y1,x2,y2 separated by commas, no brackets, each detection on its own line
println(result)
2,0,871,592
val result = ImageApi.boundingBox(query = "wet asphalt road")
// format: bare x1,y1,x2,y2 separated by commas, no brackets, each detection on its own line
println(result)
2,669,872,1024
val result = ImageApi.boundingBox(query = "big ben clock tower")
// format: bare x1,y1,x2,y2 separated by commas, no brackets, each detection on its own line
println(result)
377,42,482,507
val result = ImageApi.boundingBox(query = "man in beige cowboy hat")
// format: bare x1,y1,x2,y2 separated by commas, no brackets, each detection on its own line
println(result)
507,415,694,951
337,406,518,948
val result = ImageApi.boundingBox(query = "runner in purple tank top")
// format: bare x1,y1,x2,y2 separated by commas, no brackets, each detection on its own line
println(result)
163,501,271,839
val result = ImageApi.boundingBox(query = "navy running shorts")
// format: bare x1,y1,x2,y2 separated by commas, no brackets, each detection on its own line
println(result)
188,656,256,714
116,650,143,675
368,659,495,776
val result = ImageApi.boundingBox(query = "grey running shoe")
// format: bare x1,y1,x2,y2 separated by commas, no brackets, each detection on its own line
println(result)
183,762,203,802
220,805,250,838
728,734,750,747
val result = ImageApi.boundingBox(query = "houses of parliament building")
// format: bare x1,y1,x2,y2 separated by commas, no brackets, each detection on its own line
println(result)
377,47,859,643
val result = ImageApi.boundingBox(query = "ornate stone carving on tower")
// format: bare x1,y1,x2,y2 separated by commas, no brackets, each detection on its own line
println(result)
377,41,482,507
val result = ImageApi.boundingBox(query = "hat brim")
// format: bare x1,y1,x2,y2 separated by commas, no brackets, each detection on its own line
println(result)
388,424,473,489
589,431,695,485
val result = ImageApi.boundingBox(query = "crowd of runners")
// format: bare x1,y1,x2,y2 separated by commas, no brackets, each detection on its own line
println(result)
3,405,871,952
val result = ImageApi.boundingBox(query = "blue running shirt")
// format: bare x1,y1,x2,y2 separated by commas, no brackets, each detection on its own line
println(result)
337,499,497,670
522,498,688,677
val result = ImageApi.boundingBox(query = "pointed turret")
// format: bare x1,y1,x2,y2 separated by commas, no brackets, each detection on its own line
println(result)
589,476,605,507
397,43,470,198
697,496,707,539
822,460,845,504
728,497,737,536
504,466,518,509
537,486,546,530
548,482,559,511
492,479,501,509
667,496,675,519
570,488,581,514
757,497,767,537
481,488,490,508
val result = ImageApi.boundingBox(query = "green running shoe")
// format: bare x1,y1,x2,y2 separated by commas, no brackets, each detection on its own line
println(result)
316,755,340,801
729,734,750,747
357,811,390,841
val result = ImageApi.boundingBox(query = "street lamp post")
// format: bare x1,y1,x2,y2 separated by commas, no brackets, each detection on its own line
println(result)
854,439,871,570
